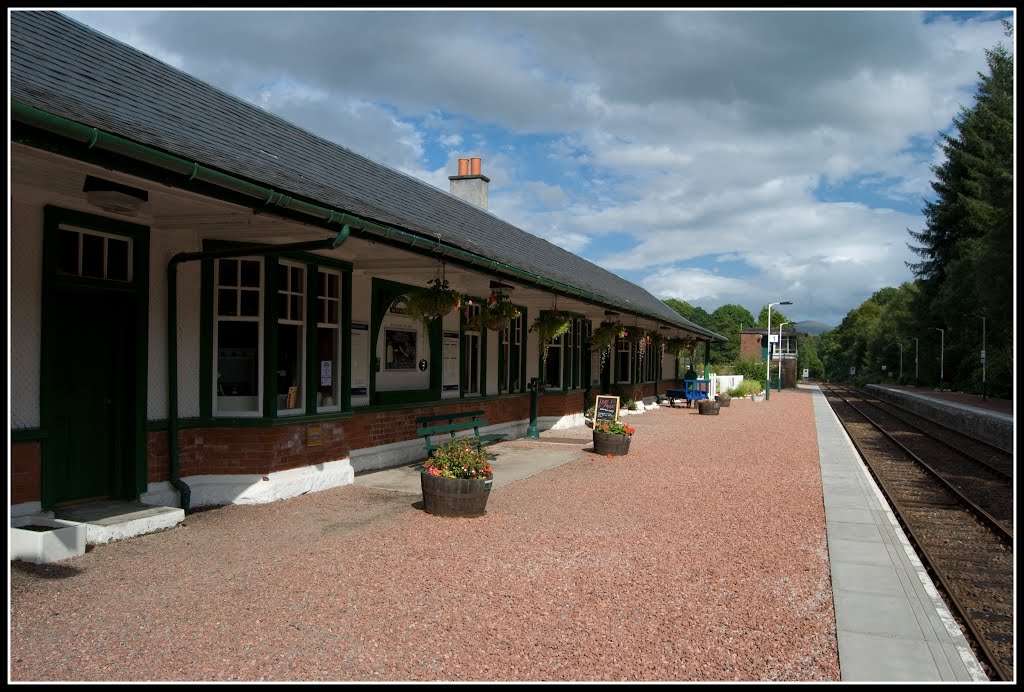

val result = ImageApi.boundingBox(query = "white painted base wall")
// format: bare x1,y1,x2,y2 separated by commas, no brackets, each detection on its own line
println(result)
143,458,355,509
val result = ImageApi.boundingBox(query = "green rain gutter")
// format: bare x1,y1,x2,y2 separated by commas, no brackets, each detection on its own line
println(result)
12,101,724,342
167,229,350,512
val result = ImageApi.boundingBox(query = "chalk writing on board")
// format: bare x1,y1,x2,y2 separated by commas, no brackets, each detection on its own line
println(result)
593,395,620,424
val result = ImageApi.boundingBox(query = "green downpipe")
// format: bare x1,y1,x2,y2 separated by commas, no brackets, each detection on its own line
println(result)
166,228,350,512
12,101,723,342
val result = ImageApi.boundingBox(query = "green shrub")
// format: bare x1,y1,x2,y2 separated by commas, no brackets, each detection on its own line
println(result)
727,379,765,397
730,357,768,383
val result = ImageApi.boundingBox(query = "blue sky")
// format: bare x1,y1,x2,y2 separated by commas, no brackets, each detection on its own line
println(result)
59,8,1014,327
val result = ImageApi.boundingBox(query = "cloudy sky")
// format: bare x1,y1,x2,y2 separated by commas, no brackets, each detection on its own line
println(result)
61,8,1013,327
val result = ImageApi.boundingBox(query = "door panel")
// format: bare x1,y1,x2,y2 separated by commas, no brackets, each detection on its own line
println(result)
51,288,134,504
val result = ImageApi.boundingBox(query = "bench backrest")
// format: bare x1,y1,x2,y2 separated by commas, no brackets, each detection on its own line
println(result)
417,420,484,438
415,410,486,426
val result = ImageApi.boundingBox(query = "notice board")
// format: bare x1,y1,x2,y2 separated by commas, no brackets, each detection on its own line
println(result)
593,394,620,425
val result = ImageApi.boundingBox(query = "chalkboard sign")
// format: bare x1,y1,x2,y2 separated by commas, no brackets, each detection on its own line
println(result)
593,395,620,424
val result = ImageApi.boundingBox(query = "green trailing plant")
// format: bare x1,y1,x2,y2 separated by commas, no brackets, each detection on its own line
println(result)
590,321,627,372
633,329,659,368
404,276,462,329
530,309,571,368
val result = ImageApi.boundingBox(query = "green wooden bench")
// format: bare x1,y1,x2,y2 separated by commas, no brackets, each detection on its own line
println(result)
416,410,508,458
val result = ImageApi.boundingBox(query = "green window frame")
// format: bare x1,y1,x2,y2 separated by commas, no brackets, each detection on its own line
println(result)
202,242,352,422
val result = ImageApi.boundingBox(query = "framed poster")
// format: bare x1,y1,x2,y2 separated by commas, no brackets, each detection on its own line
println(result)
593,394,620,425
384,328,417,370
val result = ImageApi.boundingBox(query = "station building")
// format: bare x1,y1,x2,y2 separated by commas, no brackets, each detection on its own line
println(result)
9,11,725,517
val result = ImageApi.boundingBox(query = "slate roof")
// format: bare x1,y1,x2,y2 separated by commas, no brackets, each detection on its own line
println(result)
10,10,724,341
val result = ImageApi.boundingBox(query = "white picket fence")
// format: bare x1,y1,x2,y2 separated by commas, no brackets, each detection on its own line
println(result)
709,374,744,398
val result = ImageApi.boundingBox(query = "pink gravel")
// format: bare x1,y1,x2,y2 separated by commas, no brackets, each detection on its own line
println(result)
9,389,840,682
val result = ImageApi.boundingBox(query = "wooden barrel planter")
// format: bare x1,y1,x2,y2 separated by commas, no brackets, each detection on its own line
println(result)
420,473,492,517
593,431,631,456
715,394,731,407
697,400,721,415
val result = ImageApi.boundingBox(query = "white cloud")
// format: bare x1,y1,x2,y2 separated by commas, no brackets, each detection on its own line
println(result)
61,8,1010,325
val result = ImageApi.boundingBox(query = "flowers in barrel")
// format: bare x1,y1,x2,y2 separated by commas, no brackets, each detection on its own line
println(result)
421,437,492,479
404,275,463,328
593,419,636,437
466,290,521,331
590,321,627,372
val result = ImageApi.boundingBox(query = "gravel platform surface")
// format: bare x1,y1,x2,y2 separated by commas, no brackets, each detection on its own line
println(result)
9,388,839,682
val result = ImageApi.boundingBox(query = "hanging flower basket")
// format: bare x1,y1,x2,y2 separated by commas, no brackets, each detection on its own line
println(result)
404,277,462,328
466,291,521,331
590,321,627,372
634,329,654,368
530,309,571,368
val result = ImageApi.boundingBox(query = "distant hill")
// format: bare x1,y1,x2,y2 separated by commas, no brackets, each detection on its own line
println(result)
794,320,833,335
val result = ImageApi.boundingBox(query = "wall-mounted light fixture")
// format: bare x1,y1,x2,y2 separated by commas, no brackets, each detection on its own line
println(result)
83,175,149,216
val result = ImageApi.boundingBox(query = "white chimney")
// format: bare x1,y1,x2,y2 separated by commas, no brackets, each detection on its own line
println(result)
449,156,489,209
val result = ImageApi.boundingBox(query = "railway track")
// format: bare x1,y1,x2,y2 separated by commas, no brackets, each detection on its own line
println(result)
821,383,1014,682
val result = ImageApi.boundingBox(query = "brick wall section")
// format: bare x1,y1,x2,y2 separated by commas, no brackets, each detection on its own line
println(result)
538,390,584,417
740,332,764,361
147,395,536,480
10,441,41,504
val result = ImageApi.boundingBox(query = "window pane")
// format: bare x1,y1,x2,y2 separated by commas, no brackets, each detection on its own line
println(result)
240,288,260,316
277,323,303,412
240,259,260,287
291,295,302,320
278,291,288,318
57,230,79,275
545,346,561,388
327,301,338,324
216,321,258,406
277,263,288,289
219,259,237,287
81,232,104,278
291,266,303,291
317,326,340,410
218,288,237,316
107,238,129,281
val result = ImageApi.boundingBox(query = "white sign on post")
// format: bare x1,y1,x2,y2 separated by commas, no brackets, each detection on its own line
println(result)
768,334,780,344
802,369,809,379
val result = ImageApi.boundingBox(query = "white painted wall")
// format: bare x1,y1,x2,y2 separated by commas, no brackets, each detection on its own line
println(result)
9,198,43,429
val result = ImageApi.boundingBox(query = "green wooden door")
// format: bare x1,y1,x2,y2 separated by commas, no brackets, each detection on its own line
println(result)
51,288,135,504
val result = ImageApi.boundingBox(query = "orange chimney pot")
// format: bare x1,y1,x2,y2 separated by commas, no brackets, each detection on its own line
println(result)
470,157,481,175
457,158,469,176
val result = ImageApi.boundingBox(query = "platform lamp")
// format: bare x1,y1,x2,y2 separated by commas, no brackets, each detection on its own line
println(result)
928,327,944,388
764,301,792,401
776,322,790,392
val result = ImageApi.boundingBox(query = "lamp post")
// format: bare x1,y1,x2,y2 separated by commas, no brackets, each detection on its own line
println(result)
764,301,792,401
777,322,790,392
912,338,919,384
928,327,944,388
896,342,903,381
